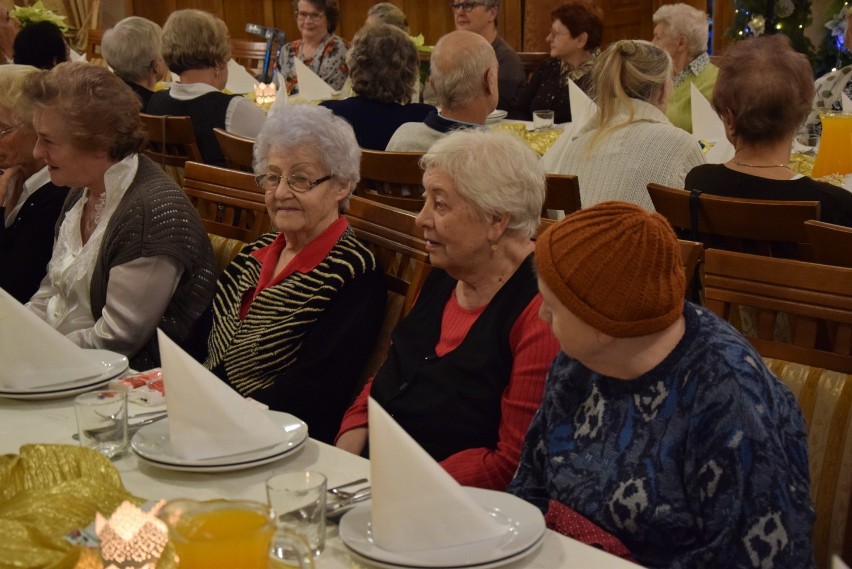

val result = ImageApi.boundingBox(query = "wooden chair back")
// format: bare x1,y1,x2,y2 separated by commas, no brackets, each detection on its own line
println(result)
518,51,548,81
354,149,425,212
703,249,852,568
182,161,272,243
345,195,431,380
230,38,273,80
678,239,704,295
85,28,105,66
214,128,255,172
805,220,852,268
140,113,203,182
647,183,820,260
543,173,581,218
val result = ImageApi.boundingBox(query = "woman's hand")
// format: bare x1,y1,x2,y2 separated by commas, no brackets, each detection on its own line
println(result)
336,427,368,456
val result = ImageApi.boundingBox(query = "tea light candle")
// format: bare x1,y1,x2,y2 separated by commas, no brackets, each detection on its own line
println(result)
253,82,277,105
96,500,168,569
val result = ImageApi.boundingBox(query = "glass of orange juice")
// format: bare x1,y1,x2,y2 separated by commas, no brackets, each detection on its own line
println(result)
159,499,313,569
812,112,852,178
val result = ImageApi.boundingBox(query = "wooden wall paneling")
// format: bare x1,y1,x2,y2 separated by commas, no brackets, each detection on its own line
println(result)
599,0,655,45
403,1,454,45
523,0,561,51
501,0,523,50
223,0,268,39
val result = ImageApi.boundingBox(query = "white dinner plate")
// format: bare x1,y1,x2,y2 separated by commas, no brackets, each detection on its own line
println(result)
345,537,544,569
486,109,508,123
339,487,546,568
0,349,128,400
131,411,308,471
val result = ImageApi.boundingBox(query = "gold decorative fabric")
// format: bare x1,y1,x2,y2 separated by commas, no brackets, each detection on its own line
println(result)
763,358,852,568
0,444,138,569
490,122,564,156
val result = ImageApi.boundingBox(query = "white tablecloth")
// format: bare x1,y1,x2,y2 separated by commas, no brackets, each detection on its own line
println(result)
0,396,639,568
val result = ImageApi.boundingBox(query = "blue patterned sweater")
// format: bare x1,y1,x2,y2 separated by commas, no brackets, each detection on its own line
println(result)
507,303,814,568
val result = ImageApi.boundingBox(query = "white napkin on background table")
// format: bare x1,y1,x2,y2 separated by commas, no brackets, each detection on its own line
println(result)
267,70,289,117
226,58,258,94
0,288,105,388
691,83,735,164
294,57,336,100
540,80,597,172
368,397,506,552
842,93,852,113
157,329,288,460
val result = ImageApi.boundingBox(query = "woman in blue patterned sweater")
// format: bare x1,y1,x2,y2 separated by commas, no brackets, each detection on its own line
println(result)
508,201,815,567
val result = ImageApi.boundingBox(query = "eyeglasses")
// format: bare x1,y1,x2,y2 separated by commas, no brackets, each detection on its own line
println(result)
450,2,485,13
294,10,324,22
0,123,23,139
255,172,333,193
547,28,572,38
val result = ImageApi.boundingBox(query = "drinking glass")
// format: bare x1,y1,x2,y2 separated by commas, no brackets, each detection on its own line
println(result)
812,112,852,177
266,471,327,556
532,109,555,130
74,390,128,459
158,499,313,569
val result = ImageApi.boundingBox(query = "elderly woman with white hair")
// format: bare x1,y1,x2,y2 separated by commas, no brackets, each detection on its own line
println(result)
189,103,386,444
336,130,560,490
651,3,718,132
100,16,164,112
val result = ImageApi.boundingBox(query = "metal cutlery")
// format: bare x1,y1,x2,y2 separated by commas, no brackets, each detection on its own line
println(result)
327,478,368,499
327,488,372,516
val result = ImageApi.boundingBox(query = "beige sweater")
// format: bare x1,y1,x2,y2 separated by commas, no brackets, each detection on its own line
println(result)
542,99,705,211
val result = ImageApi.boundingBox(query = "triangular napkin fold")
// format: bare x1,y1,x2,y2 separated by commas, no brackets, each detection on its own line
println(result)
157,329,288,460
690,83,734,164
842,93,852,113
0,288,105,388
225,58,258,94
541,80,598,172
294,57,336,100
368,397,506,552
267,70,289,118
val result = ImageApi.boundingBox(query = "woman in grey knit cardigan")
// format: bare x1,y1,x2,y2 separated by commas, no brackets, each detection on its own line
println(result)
23,61,216,370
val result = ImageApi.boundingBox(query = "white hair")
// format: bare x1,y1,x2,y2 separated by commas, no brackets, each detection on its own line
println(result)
653,3,709,58
101,17,163,82
420,129,545,239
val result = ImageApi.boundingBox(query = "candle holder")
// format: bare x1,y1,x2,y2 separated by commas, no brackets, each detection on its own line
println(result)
95,500,168,569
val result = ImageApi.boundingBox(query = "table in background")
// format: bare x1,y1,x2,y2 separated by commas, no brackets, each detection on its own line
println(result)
0,397,639,568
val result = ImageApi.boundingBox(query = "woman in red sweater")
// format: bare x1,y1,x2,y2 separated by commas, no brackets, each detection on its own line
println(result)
336,129,559,490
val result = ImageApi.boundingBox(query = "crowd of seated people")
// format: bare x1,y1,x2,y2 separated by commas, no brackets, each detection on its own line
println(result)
7,4,852,566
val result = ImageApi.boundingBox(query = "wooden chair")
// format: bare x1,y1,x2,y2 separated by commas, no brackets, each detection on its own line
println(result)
678,239,704,295
84,28,105,66
140,113,203,183
182,161,272,243
230,38,273,81
647,183,820,260
518,51,548,81
354,149,425,212
702,249,852,567
345,195,431,380
214,128,255,172
805,220,852,268
543,173,581,218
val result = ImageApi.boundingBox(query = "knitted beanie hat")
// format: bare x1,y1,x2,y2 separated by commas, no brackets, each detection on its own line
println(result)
535,201,686,337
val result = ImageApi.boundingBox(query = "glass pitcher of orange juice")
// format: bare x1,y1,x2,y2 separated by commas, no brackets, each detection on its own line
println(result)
159,499,313,569
812,112,852,178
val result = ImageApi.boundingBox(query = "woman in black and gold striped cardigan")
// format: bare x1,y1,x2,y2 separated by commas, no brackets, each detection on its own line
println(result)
188,104,386,444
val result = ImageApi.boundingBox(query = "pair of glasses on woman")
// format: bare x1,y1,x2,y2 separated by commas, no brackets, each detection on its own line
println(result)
294,10,324,22
450,1,485,12
255,173,333,193
0,123,23,139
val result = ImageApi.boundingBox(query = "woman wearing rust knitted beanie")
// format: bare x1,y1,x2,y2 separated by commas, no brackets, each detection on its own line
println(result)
508,201,815,567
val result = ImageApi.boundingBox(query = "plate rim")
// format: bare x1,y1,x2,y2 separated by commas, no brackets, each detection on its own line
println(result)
0,349,130,400
130,410,308,467
134,436,307,472
339,487,545,568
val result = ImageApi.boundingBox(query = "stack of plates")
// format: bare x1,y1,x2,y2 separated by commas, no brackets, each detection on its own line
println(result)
339,488,545,568
486,109,509,123
130,411,308,472
0,349,128,400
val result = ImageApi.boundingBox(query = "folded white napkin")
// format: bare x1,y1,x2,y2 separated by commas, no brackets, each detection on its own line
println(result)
0,288,105,388
553,79,597,144
842,93,852,113
157,329,289,460
368,397,506,552
294,57,336,101
226,58,258,94
267,70,289,118
690,83,734,164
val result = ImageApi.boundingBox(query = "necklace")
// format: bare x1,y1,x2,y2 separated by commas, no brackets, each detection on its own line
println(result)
734,160,788,169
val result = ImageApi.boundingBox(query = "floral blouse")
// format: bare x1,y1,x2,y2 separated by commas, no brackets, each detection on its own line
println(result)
277,33,349,95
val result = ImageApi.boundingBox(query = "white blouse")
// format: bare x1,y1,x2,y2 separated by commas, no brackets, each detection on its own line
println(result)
27,155,183,357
